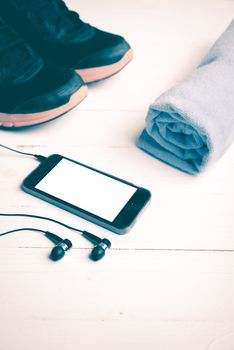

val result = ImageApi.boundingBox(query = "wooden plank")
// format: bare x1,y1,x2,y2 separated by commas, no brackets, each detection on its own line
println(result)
1,249,234,350
0,110,145,147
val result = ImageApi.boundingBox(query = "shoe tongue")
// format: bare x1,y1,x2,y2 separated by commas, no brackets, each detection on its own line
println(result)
0,20,43,85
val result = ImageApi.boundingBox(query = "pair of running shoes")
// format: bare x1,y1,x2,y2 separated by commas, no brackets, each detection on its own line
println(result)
0,0,133,127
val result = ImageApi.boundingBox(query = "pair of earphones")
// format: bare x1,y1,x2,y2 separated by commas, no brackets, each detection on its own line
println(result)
44,229,111,261
48,230,111,261
0,213,111,262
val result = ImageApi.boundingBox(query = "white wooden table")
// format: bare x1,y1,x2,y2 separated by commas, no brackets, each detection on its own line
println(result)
1,1,234,349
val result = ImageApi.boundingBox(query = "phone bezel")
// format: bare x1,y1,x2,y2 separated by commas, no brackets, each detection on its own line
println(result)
22,154,151,234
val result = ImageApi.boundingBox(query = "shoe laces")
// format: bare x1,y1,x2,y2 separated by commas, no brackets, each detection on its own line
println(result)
12,0,94,43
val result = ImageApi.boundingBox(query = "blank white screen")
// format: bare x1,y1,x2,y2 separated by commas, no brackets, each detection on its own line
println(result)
35,159,137,222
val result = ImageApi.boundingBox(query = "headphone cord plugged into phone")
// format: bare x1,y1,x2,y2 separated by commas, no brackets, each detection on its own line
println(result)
0,144,112,262
0,143,47,162
0,213,111,261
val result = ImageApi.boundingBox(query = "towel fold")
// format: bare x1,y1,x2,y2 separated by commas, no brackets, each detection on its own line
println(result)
137,20,234,174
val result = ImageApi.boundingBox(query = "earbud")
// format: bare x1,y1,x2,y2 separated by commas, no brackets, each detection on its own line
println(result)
90,238,111,261
50,239,73,261
45,231,72,261
81,231,111,261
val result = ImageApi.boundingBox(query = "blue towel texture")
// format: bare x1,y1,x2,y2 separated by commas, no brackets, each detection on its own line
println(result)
137,20,234,174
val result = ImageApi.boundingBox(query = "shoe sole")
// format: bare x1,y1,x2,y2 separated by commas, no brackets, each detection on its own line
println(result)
76,49,133,83
0,85,88,128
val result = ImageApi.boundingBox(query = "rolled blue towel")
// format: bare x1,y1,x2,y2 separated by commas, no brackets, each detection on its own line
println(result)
137,20,234,174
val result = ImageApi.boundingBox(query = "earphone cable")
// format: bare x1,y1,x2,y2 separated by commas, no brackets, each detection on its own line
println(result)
0,213,84,234
0,227,46,237
0,143,47,162
0,214,110,261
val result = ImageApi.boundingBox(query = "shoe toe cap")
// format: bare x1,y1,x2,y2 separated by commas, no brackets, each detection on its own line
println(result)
76,31,131,69
12,69,85,114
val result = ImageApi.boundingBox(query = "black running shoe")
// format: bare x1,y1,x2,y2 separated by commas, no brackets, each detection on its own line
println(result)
0,0,133,83
0,18,87,128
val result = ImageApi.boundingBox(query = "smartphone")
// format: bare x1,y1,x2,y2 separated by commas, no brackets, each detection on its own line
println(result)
22,154,151,234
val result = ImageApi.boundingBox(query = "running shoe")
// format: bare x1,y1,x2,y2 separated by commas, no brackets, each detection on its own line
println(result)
0,18,87,128
0,0,133,83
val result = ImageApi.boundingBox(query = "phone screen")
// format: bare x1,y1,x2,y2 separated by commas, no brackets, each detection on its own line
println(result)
35,158,137,222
